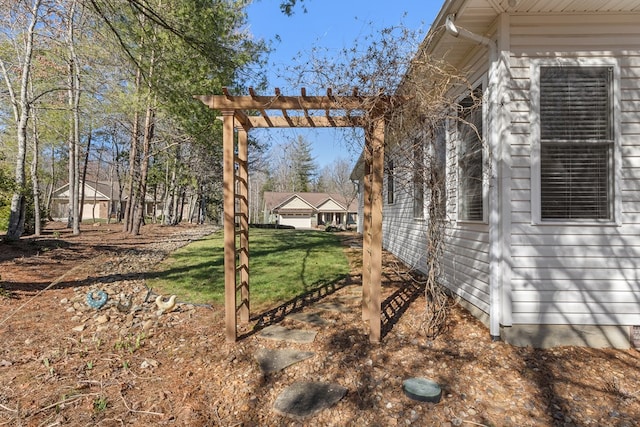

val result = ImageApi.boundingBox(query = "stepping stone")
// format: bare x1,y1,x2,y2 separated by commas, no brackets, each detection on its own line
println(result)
338,295,361,303
287,312,327,326
255,348,315,374
314,301,350,313
273,381,347,419
258,325,317,343
402,377,442,403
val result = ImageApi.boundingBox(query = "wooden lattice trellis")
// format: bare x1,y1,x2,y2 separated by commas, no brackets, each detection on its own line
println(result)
196,87,392,343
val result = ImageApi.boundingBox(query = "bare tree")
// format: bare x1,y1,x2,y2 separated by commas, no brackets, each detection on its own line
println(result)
1,0,42,239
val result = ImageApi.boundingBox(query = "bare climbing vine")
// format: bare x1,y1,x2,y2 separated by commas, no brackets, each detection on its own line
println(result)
283,22,483,339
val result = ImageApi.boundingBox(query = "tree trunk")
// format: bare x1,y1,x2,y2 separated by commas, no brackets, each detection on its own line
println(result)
30,103,41,236
45,147,55,220
131,98,155,235
79,129,92,222
2,0,42,240
122,67,142,233
66,0,81,235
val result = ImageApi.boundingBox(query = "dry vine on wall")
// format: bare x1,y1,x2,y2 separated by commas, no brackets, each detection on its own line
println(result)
281,23,483,339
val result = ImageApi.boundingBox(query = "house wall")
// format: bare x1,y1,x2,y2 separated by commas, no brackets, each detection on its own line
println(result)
439,48,493,317
507,14,640,339
382,145,429,272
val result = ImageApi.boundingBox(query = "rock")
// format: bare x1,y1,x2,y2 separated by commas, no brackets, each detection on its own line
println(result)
72,324,86,332
142,319,155,331
96,315,110,324
257,325,317,344
273,381,347,419
140,359,158,369
60,298,69,304
254,348,315,373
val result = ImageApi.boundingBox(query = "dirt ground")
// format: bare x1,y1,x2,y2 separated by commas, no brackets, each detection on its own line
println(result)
0,222,639,427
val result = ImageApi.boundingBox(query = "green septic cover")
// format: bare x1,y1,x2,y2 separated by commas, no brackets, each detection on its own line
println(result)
402,377,442,403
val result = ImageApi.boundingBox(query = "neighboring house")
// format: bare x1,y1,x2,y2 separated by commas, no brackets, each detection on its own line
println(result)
52,181,163,221
352,0,640,348
51,181,119,220
263,192,358,229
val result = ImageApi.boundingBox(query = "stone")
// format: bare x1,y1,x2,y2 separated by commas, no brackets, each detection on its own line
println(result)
273,381,347,419
140,359,158,369
402,377,442,403
287,312,327,326
258,325,317,344
72,324,86,332
255,348,315,373
142,319,155,331
96,315,110,324
314,301,350,313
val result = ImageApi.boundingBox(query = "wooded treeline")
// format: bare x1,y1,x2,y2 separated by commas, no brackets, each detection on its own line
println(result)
0,0,358,240
0,0,268,239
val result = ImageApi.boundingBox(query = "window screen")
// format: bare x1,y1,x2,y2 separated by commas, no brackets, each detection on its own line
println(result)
540,66,613,220
458,87,483,221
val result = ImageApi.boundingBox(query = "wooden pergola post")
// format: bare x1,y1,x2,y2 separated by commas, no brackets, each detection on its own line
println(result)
237,127,250,324
221,110,237,342
197,89,396,343
361,143,372,322
365,116,385,342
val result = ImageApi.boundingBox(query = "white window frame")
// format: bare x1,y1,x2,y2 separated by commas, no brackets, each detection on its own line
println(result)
456,81,488,223
530,58,621,225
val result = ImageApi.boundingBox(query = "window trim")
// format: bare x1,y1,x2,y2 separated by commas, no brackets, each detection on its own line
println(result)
456,81,488,223
530,58,621,226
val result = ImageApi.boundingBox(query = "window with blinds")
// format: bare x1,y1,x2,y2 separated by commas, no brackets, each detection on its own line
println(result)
540,66,613,220
458,87,484,221
387,160,394,204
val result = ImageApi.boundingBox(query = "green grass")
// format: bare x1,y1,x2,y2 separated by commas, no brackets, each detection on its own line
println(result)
147,228,350,310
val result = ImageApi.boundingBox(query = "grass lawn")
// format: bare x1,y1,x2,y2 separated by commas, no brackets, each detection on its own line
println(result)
147,228,351,310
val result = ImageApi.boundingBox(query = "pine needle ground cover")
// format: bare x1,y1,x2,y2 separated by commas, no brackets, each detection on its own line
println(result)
147,228,350,310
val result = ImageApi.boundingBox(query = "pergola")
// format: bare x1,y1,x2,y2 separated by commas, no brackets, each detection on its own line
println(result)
196,88,394,343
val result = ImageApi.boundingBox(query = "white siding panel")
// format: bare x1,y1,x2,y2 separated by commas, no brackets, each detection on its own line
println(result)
508,13,640,327
382,145,429,273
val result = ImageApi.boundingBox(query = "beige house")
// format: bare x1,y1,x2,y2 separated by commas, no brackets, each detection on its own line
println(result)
263,192,357,229
51,181,118,220
51,181,162,221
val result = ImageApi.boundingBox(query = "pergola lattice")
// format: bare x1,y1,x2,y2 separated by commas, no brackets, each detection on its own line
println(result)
196,88,392,343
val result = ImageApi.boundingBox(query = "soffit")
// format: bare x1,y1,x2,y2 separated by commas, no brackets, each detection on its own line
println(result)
425,0,640,69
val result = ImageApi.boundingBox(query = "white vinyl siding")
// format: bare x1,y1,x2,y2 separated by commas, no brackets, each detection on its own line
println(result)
510,13,640,326
440,58,492,315
382,145,429,272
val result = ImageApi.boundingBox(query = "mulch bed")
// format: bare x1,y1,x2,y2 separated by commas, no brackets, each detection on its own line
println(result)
0,222,639,426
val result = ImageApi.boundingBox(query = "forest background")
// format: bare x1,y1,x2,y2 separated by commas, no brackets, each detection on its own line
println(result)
0,0,356,239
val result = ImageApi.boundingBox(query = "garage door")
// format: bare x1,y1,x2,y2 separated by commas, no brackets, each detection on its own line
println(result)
279,215,312,229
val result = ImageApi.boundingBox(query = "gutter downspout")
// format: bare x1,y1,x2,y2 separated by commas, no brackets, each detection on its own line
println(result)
445,14,502,341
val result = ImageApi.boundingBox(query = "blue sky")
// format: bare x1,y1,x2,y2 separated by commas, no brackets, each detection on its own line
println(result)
245,0,442,169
